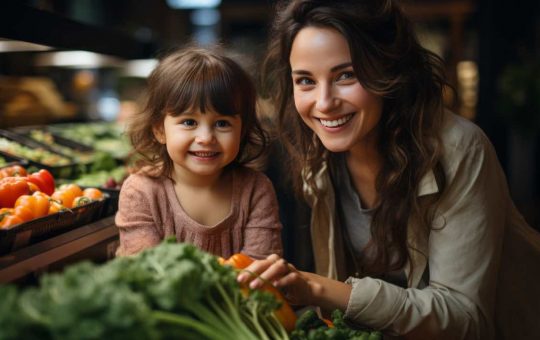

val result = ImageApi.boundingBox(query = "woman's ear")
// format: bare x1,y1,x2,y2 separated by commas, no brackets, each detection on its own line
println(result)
153,124,165,144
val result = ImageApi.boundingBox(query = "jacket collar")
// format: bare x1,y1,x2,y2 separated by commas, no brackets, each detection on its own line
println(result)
418,170,439,197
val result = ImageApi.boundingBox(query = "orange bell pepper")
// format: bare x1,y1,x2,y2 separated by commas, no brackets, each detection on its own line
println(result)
48,199,67,215
12,205,34,222
73,196,92,207
82,188,104,200
14,192,50,220
52,184,83,209
223,253,298,332
0,208,24,229
0,177,30,208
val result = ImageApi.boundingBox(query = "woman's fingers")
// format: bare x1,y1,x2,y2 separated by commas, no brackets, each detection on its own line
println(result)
237,253,279,283
236,254,294,289
249,258,291,289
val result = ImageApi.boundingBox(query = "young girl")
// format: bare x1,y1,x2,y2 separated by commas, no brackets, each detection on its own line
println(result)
115,47,283,260
238,0,540,339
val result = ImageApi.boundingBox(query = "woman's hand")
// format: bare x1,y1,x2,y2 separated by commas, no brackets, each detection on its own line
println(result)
237,254,353,313
237,254,318,306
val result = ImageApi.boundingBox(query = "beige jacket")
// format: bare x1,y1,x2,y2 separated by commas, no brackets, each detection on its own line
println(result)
304,112,540,339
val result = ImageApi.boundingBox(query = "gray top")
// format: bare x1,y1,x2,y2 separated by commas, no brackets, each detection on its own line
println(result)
333,153,407,288
333,153,373,256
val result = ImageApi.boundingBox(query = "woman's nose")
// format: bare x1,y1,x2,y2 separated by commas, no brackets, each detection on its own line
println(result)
315,84,338,113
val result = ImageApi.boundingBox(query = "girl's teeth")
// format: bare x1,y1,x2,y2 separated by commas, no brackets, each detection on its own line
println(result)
193,152,217,157
320,114,353,128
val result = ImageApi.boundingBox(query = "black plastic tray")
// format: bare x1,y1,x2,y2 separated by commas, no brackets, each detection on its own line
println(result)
12,126,95,153
0,197,106,255
11,126,97,172
0,152,29,168
0,129,79,179
98,187,119,217
80,186,119,218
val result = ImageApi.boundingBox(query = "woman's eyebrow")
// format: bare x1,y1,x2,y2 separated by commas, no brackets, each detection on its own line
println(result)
291,62,353,75
331,62,353,72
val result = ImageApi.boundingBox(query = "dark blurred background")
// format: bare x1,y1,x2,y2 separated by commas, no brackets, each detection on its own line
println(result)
0,0,539,264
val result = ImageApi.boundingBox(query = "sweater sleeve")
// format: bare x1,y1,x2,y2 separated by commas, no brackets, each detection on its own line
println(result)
344,135,506,339
240,171,284,259
115,175,163,256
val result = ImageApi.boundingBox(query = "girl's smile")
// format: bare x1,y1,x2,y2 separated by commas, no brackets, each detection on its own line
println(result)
154,109,242,184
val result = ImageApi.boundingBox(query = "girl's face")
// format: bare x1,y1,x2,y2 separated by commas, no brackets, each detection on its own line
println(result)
155,109,242,181
290,26,383,153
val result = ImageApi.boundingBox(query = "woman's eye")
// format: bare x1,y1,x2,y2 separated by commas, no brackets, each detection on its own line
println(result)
181,119,197,127
337,71,356,81
295,77,315,86
215,120,231,128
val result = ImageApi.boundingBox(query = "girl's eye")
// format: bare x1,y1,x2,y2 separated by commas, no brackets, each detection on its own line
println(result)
337,71,356,81
295,77,315,86
181,119,197,127
215,120,231,128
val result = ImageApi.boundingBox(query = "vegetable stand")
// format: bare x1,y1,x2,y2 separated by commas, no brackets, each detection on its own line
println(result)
0,216,118,284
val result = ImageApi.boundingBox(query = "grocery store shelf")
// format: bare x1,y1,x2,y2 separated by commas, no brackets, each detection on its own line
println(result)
0,2,150,59
0,216,118,283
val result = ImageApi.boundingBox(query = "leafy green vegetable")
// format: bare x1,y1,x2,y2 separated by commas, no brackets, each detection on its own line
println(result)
295,309,328,332
291,309,382,340
0,242,288,340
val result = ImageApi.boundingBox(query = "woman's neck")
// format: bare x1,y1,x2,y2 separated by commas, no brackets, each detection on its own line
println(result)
345,141,382,209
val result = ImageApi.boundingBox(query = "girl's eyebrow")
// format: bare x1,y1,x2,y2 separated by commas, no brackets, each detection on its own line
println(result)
291,62,353,75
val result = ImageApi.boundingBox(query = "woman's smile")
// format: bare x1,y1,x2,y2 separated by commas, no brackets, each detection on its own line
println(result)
318,113,355,129
290,26,383,153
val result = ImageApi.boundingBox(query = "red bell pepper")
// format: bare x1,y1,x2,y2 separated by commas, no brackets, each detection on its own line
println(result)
0,165,27,179
26,169,55,196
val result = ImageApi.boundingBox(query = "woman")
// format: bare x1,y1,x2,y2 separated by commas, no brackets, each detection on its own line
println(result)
237,0,540,339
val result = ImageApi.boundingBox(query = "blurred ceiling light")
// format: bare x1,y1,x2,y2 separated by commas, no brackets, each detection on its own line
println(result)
35,51,123,68
166,0,221,9
191,8,220,26
121,59,158,78
0,39,52,52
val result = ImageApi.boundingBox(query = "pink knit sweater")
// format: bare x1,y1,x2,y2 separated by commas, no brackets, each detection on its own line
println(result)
115,166,283,259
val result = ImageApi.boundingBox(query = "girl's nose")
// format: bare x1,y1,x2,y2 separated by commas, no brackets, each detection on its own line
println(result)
195,127,215,144
315,84,338,113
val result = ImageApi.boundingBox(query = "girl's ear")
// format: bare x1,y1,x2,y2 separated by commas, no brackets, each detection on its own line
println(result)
153,124,165,144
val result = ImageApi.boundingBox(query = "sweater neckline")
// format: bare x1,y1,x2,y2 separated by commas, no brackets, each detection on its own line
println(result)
163,169,238,234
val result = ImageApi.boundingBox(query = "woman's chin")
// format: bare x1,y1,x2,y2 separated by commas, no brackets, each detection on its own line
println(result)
319,139,352,153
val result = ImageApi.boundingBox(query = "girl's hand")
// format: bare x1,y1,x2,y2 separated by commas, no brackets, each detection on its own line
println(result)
237,253,319,306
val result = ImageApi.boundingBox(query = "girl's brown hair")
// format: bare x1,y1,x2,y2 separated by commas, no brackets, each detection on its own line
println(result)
127,46,267,178
261,0,448,278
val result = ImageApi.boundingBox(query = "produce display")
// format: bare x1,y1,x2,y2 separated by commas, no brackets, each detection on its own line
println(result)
0,136,71,166
26,129,95,164
0,165,104,229
48,122,131,161
0,122,128,253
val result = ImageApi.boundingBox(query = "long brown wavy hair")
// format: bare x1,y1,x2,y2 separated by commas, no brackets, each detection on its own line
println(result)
127,46,267,179
261,0,448,278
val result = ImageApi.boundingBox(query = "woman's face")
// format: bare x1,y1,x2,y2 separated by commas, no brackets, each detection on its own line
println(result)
289,26,383,153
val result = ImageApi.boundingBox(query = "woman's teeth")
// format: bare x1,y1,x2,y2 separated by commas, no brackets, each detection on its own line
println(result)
319,114,353,128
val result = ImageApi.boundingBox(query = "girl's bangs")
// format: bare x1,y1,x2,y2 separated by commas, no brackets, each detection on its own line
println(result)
166,62,240,117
